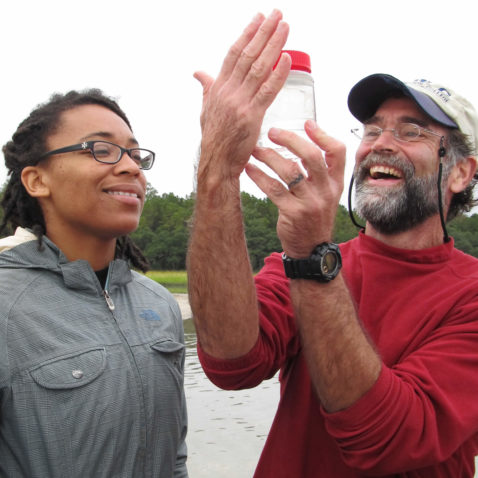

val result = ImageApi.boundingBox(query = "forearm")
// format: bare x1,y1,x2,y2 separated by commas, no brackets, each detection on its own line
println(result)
245,124,376,411
188,10,289,359
187,175,259,359
290,275,381,413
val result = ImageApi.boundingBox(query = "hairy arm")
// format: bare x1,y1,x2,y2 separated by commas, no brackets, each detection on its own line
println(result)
188,179,259,358
248,123,381,412
289,276,381,412
187,10,290,359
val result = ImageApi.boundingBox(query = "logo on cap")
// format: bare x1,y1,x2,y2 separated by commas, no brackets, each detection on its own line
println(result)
413,79,452,104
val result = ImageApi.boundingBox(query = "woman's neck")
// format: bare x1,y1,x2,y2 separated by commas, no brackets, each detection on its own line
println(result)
46,228,117,270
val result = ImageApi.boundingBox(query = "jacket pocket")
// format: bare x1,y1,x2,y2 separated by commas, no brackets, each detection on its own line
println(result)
151,338,184,354
151,339,185,372
29,347,106,390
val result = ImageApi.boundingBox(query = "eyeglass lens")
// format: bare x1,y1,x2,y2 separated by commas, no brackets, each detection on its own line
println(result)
362,123,423,142
92,142,154,169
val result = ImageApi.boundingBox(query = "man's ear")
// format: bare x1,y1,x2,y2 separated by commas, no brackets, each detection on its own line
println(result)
449,157,477,194
21,166,51,198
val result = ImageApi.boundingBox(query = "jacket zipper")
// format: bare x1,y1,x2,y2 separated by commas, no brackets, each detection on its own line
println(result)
103,289,115,310
101,263,147,467
103,268,115,310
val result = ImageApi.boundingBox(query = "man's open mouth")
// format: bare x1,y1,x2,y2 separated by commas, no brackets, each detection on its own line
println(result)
369,165,403,180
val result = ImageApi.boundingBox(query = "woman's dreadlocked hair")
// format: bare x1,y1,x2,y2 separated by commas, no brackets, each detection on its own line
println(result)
1,88,149,272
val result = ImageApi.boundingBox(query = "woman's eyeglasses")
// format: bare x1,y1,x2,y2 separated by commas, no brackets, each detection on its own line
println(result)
39,140,155,170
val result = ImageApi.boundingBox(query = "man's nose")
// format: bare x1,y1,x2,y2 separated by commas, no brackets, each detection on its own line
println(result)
371,129,398,154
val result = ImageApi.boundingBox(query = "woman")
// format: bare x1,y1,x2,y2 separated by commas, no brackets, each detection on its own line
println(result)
0,90,188,477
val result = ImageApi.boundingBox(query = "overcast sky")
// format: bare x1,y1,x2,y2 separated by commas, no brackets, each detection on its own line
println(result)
1,0,477,206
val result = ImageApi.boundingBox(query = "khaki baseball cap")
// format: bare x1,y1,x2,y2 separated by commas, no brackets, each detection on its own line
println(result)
348,73,478,158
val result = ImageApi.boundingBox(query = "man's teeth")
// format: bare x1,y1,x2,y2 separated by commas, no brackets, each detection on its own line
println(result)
107,191,138,198
369,165,402,179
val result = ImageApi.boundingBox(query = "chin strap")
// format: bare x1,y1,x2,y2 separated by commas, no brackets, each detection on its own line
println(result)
347,174,365,231
438,136,450,243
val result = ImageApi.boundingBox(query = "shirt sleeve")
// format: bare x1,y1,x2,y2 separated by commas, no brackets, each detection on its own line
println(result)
198,253,300,390
323,298,478,474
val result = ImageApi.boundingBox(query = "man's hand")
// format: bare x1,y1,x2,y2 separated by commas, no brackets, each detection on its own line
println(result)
188,11,291,359
246,120,346,258
194,10,290,188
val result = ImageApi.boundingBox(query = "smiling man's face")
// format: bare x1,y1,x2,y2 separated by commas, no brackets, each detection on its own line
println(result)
353,97,448,234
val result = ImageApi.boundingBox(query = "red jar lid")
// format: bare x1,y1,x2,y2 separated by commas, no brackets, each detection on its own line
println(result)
282,50,311,73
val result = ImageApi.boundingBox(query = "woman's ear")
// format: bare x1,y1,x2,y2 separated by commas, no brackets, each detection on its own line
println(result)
448,157,477,194
21,166,51,198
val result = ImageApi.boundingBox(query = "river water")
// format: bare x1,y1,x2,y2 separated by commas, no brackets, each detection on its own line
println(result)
183,318,280,478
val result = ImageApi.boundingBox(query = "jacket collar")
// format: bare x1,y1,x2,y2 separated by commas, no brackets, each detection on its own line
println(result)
0,229,132,292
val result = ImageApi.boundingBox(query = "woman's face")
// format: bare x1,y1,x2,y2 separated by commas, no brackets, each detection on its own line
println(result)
34,104,147,243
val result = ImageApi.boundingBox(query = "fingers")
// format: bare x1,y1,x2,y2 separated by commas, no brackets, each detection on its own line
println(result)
231,10,284,84
248,35,290,109
193,12,268,96
251,146,307,195
194,11,292,186
193,71,215,95
304,121,346,189
215,9,290,108
216,12,266,84
245,163,290,207
262,122,346,192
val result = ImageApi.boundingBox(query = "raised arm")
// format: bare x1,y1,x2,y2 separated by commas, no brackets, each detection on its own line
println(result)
247,123,382,412
187,10,290,359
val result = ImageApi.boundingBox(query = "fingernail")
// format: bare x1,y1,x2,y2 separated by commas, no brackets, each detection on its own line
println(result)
277,21,288,33
269,8,281,18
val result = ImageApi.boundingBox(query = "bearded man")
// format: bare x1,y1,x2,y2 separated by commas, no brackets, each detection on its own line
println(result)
187,10,478,477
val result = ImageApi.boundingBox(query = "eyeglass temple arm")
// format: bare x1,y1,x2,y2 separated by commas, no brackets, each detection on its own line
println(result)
437,136,450,243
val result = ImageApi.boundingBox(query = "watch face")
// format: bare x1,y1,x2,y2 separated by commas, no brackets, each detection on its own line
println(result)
282,243,342,282
321,250,338,275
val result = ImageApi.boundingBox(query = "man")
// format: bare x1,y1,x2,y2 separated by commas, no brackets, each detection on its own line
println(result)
187,10,478,477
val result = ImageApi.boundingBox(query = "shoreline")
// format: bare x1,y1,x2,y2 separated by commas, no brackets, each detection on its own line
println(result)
173,293,192,320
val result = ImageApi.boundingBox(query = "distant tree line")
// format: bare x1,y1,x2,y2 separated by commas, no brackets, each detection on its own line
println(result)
1,183,477,269
129,187,362,270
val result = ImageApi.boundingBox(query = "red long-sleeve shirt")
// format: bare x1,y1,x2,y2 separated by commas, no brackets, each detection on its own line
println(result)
198,233,478,477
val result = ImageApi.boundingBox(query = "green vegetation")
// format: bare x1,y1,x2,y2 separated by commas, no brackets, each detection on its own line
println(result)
145,270,187,293
448,214,478,257
1,181,478,272
131,187,195,270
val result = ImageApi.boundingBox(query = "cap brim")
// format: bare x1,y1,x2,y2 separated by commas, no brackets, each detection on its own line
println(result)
348,73,457,128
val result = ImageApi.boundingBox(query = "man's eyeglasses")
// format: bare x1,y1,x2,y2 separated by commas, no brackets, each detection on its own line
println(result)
39,140,155,170
351,123,442,143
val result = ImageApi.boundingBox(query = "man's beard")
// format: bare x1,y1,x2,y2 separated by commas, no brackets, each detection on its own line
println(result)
354,153,444,234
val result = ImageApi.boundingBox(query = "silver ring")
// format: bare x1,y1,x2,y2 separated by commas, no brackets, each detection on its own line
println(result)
287,174,304,189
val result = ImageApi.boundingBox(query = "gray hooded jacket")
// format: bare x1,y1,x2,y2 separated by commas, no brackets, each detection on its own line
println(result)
0,230,188,477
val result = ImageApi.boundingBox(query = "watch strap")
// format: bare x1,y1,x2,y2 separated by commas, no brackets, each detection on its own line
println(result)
282,242,342,282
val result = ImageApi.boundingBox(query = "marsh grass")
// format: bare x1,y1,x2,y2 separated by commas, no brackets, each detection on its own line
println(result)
145,270,188,293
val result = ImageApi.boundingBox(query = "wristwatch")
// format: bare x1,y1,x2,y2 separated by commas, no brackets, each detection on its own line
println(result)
282,243,342,282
